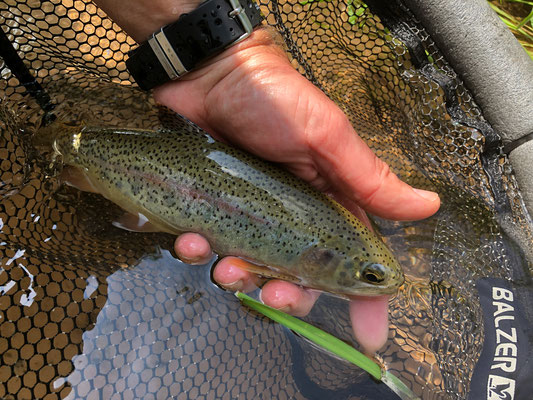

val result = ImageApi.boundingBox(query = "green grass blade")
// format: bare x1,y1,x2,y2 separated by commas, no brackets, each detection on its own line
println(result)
383,370,421,400
236,292,421,399
490,2,518,22
236,292,381,379
516,8,533,29
489,1,533,58
505,1,533,6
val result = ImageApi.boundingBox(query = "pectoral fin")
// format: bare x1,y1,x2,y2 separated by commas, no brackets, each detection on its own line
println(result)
112,212,160,233
232,258,302,284
61,166,99,193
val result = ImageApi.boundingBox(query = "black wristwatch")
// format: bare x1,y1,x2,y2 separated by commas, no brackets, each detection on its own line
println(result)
126,0,263,90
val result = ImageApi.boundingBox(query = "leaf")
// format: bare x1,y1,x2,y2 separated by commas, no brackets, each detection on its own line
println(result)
236,292,421,399
516,7,533,29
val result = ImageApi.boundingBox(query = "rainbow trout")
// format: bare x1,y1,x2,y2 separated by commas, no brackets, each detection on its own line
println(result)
42,122,404,296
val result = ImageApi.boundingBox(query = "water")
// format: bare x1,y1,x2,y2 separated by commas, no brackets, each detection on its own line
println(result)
0,89,531,400
0,170,476,399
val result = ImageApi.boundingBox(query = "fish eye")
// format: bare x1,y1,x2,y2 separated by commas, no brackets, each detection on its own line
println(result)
361,263,387,284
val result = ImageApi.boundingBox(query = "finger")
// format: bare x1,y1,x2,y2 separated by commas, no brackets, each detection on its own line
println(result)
260,280,320,317
174,233,212,264
348,295,390,354
311,116,441,221
212,256,262,292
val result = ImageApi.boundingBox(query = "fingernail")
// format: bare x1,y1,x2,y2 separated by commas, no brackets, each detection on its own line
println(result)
179,253,212,265
223,280,243,291
258,292,292,313
413,188,439,202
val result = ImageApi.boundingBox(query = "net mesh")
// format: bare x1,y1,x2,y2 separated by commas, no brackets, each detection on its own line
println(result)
1,0,532,399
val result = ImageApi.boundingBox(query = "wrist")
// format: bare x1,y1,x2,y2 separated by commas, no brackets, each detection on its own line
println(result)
94,0,204,42
125,0,264,90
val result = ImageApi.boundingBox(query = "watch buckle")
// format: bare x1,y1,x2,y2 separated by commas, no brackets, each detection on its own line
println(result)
228,0,254,45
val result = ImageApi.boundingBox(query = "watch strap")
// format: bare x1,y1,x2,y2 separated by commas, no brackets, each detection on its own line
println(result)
126,0,263,90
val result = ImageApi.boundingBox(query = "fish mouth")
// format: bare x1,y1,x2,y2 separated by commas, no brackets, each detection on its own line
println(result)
233,258,404,297
310,282,403,300
305,275,404,298
348,281,403,296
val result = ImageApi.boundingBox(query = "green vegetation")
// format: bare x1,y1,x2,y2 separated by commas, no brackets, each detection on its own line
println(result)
488,0,533,59
236,292,420,400
298,0,368,26
346,0,368,25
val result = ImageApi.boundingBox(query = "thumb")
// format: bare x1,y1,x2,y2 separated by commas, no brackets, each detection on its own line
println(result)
312,117,440,221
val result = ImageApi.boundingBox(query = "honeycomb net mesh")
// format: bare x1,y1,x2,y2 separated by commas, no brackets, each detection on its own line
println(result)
0,0,532,399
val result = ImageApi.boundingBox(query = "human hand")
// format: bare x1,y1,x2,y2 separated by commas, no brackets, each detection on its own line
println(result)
95,0,440,353
175,231,392,354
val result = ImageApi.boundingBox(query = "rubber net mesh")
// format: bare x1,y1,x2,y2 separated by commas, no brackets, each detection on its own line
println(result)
0,0,532,399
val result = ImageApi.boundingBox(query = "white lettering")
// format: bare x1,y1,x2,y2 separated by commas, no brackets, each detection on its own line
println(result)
495,343,517,358
495,315,514,328
488,284,519,384
487,374,515,400
496,327,517,344
492,301,514,317
492,287,514,302
491,357,516,373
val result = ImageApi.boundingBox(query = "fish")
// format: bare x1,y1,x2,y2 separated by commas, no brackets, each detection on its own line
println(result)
37,120,404,296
